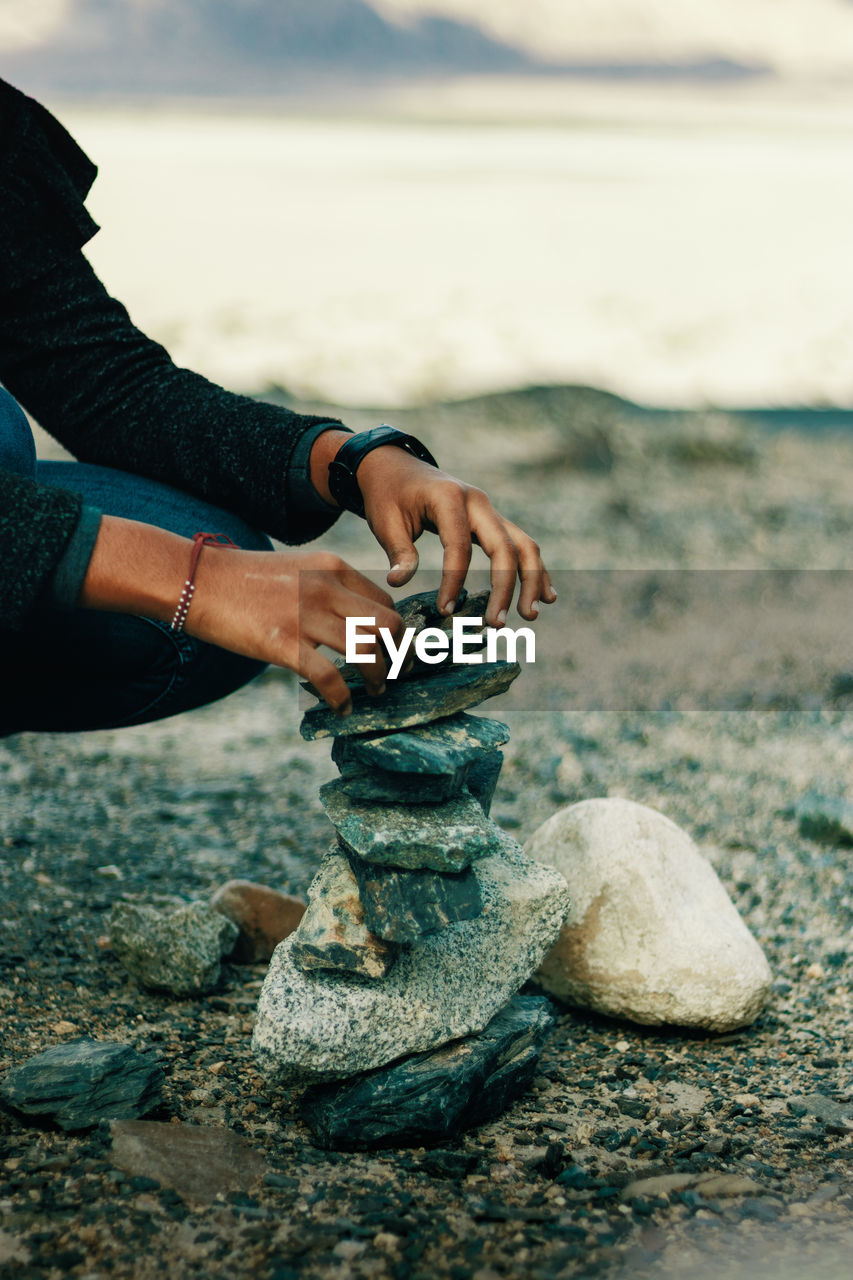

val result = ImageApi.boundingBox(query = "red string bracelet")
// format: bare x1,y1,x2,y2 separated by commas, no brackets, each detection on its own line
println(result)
170,532,238,633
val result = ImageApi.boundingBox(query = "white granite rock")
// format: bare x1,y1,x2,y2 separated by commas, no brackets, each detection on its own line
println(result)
252,835,570,1085
526,798,771,1032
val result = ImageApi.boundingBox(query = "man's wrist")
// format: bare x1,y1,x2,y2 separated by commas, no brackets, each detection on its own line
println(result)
308,428,354,506
327,427,438,516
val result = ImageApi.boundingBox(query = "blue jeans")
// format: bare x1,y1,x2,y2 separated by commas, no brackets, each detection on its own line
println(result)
0,389,270,735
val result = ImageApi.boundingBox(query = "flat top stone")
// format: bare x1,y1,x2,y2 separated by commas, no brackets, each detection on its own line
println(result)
301,662,520,741
339,712,510,776
320,779,504,871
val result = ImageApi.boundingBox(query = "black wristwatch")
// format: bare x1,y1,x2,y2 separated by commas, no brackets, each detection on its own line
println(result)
327,425,438,517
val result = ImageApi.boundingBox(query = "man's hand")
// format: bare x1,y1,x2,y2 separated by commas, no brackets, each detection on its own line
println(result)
310,429,556,626
79,515,401,715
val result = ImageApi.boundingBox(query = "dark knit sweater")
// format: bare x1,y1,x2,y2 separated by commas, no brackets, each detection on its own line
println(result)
0,78,346,631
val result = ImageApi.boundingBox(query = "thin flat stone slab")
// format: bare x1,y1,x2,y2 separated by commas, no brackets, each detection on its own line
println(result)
331,712,509,804
300,995,555,1150
290,847,399,980
331,590,491,687
320,779,504,872
334,710,508,773
252,836,570,1085
1,1039,164,1132
300,662,520,741
109,1120,269,1207
330,764,467,805
347,850,483,943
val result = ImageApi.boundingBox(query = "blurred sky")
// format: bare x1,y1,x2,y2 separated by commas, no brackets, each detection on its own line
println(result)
3,0,853,78
377,0,853,78
4,1,853,408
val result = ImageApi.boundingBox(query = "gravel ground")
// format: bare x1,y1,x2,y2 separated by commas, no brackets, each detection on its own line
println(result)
2,387,852,1278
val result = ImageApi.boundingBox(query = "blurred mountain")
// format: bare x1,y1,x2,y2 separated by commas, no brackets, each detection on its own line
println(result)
1,0,535,95
2,0,765,97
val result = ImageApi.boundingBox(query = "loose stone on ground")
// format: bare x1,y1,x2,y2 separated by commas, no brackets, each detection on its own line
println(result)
1,1039,164,1131
108,1120,270,1206
210,879,306,963
108,900,238,996
528,797,772,1031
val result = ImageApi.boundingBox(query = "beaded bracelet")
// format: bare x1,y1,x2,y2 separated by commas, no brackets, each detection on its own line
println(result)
170,532,238,633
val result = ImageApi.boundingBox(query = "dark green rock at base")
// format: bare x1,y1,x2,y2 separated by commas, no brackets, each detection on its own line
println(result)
300,995,555,1150
1,1039,164,1131
347,851,484,942
301,662,520,740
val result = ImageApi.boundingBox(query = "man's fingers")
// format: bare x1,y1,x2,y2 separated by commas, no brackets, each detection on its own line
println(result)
373,514,420,588
298,646,353,716
427,494,471,615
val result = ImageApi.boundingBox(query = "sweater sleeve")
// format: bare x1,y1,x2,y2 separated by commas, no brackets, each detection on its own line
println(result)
0,78,348,615
0,468,87,628
0,254,347,546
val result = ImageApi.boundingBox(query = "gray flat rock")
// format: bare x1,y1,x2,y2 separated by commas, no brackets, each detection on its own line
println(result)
300,662,520,740
320,779,504,871
1,1039,164,1132
347,851,483,943
290,847,398,980
252,836,570,1085
300,995,556,1150
108,901,238,997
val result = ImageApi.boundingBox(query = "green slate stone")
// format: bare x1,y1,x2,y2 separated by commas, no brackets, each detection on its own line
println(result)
301,662,520,741
345,850,484,943
334,711,510,776
320,778,504,872
332,764,468,805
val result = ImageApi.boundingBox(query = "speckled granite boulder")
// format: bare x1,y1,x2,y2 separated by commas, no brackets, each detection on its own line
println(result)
320,779,504,872
108,901,238,997
252,836,570,1085
527,798,772,1032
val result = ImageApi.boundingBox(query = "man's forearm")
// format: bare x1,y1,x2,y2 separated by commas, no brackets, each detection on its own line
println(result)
78,514,191,620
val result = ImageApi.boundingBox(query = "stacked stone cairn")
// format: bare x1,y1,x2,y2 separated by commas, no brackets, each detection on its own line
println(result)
252,590,570,1149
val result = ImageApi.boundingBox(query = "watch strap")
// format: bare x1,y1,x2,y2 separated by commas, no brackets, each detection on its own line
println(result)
328,425,438,516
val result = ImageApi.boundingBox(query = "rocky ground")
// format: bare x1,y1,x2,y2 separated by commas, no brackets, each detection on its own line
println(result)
2,386,852,1278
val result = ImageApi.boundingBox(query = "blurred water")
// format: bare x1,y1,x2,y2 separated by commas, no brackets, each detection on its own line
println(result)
64,87,853,408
